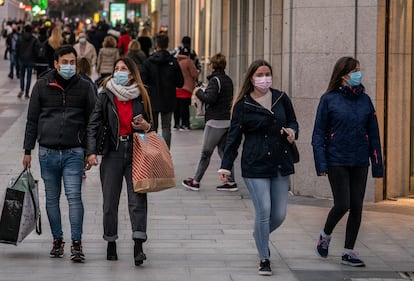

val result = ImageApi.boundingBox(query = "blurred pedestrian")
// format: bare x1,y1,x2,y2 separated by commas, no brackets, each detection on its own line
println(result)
126,39,146,71
16,24,37,98
218,59,299,276
312,56,384,267
173,47,199,131
140,34,184,148
73,32,97,68
96,35,119,87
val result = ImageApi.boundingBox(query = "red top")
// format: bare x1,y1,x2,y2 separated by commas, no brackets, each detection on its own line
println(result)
118,34,131,56
114,96,133,136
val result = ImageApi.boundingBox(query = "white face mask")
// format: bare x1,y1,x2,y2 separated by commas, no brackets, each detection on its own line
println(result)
253,76,272,93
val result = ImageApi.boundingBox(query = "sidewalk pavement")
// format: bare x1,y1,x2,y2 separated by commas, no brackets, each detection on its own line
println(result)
0,54,413,281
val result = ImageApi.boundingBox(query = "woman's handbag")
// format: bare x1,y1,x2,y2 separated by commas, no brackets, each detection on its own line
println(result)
290,142,300,163
132,132,176,193
0,169,41,245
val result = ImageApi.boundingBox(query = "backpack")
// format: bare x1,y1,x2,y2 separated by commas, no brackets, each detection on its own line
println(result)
192,76,221,116
36,39,47,60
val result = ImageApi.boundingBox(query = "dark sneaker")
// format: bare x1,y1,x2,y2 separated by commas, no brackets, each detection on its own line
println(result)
50,238,65,258
134,241,146,266
341,252,366,267
7,73,12,79
258,259,272,276
315,232,331,258
216,182,238,191
17,91,23,98
70,240,85,263
182,178,200,191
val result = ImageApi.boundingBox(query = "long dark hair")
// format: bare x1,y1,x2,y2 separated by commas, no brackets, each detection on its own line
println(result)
326,56,363,92
103,57,153,124
233,59,273,112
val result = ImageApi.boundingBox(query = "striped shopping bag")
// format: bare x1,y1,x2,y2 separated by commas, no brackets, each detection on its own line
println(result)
132,132,176,193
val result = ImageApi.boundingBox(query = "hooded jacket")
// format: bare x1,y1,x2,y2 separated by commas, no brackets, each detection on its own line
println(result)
140,50,184,112
23,70,96,153
311,85,383,177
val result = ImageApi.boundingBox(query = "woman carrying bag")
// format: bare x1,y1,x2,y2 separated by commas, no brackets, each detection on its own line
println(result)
85,57,153,266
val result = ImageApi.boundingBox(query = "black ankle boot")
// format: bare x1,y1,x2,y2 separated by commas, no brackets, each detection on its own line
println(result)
134,240,146,266
107,241,118,260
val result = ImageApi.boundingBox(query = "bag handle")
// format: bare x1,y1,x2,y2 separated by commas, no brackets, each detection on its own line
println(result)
16,168,42,235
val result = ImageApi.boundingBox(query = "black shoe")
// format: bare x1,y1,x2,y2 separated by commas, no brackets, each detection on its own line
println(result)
17,91,23,98
107,241,118,260
341,252,366,267
315,232,331,258
50,238,65,258
7,73,12,79
216,182,238,191
134,241,146,266
182,178,200,191
70,240,85,263
258,259,272,276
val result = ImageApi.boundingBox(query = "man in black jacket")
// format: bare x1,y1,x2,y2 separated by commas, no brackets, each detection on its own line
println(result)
140,34,184,148
22,45,96,263
16,24,37,98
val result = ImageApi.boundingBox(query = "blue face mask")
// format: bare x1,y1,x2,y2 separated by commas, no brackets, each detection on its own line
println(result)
59,64,76,80
348,71,362,87
113,71,129,86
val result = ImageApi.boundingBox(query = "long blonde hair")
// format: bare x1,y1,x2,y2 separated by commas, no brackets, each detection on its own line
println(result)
48,28,63,50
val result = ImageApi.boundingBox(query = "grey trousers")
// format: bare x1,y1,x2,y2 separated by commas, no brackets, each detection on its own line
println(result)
100,139,147,242
194,125,235,182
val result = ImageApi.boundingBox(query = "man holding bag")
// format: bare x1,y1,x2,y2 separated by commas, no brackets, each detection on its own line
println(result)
22,45,96,263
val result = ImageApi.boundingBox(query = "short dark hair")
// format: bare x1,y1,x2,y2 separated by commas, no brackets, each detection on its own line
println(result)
54,45,77,62
182,36,191,47
155,34,169,50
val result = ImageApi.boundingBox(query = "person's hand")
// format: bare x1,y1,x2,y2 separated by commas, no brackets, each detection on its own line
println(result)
131,115,151,132
218,173,228,182
85,154,98,170
23,155,31,169
281,127,295,144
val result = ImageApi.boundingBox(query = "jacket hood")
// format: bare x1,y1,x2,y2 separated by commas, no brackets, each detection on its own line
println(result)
148,50,173,64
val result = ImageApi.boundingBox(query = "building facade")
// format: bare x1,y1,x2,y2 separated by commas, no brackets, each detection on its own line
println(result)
158,0,412,202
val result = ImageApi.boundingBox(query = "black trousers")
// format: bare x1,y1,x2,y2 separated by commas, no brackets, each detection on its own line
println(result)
324,166,368,249
100,139,147,242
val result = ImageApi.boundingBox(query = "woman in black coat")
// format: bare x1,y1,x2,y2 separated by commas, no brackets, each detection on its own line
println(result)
218,60,299,276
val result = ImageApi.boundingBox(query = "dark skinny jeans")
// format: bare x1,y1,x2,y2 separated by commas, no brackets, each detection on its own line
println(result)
323,166,368,250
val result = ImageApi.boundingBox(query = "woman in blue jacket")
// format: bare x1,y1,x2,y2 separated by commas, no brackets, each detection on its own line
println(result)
218,60,299,276
312,57,383,267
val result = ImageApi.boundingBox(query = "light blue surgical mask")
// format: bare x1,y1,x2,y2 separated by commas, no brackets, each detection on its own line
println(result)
59,64,76,80
79,38,86,44
348,71,362,87
113,71,129,86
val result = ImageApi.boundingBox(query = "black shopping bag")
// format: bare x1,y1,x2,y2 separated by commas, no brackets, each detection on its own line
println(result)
0,169,41,245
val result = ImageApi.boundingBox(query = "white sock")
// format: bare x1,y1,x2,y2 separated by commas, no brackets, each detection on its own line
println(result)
321,230,331,238
343,248,353,254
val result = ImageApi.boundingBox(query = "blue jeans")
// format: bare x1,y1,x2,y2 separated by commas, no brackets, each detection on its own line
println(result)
39,146,85,241
244,174,290,259
19,61,33,96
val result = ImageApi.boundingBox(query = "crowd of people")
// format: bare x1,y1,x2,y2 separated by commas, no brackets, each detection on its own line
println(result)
8,17,384,277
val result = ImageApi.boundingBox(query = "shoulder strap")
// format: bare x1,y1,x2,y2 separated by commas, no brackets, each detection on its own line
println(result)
213,76,221,93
